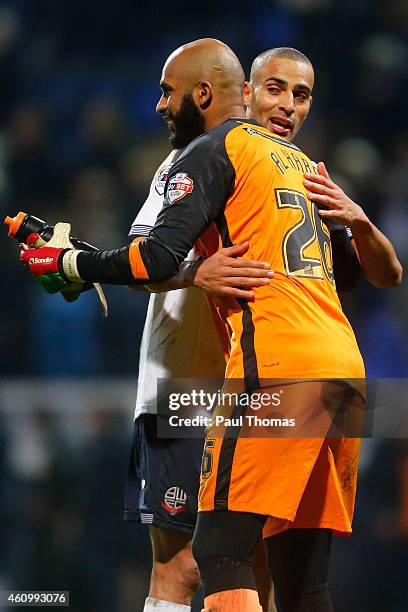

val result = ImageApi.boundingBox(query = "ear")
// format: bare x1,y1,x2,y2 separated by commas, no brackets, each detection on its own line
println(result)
194,81,212,110
243,81,253,108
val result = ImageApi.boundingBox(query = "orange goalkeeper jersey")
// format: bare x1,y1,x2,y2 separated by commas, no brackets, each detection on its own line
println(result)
129,118,364,383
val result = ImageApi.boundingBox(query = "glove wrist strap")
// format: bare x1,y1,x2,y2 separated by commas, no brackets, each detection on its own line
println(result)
62,249,84,282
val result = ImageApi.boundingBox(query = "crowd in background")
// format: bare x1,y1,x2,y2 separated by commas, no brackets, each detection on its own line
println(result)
0,400,152,611
0,0,407,609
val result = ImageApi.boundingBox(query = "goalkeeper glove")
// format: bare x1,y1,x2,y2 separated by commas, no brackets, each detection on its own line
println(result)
20,232,72,292
20,223,108,316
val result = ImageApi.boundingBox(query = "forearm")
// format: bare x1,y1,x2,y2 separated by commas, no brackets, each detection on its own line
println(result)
69,237,181,286
304,164,402,289
128,258,203,293
73,246,137,284
351,218,403,287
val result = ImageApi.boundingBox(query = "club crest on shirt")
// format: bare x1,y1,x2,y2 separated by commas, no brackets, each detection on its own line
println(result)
161,486,187,515
155,166,171,195
167,173,194,203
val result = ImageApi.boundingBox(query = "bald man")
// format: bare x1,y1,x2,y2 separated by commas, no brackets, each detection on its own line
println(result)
126,40,276,612
124,42,274,612
17,39,273,612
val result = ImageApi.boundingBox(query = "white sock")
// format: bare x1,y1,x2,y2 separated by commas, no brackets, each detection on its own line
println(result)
143,597,191,611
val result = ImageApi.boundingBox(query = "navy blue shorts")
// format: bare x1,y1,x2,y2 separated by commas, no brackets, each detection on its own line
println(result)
124,414,204,534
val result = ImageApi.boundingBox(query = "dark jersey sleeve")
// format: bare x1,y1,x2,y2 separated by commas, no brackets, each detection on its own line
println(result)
132,130,235,282
76,127,235,284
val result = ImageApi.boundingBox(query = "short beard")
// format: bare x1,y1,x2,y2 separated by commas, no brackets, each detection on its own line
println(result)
168,92,206,149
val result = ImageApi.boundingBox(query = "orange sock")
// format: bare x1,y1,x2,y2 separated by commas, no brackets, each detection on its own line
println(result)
202,588,262,611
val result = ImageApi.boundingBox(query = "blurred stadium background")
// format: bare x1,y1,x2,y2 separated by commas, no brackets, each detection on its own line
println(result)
0,0,407,610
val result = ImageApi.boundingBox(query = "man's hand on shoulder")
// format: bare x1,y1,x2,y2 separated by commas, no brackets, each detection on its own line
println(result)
193,242,274,300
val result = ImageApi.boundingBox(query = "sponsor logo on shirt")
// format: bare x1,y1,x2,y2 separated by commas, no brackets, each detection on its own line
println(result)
167,173,194,203
161,486,187,515
155,166,171,195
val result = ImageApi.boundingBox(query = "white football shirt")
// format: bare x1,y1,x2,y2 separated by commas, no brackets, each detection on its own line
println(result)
130,150,227,419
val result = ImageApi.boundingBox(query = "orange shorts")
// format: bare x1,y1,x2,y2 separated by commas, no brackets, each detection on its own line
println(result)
198,380,365,536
